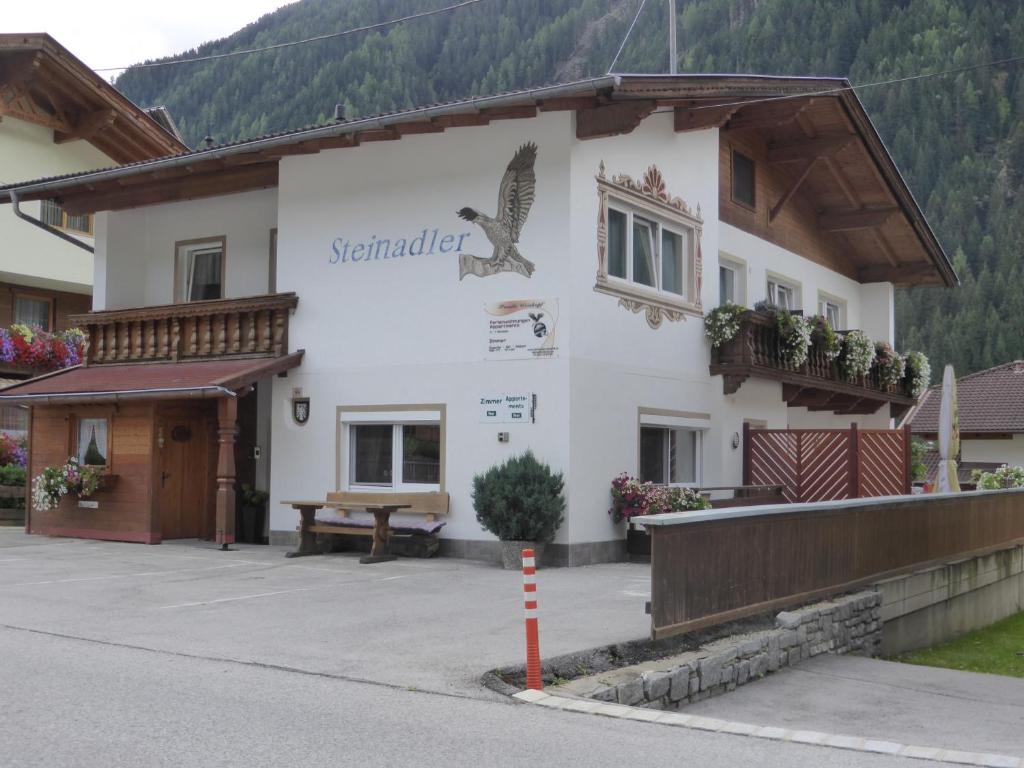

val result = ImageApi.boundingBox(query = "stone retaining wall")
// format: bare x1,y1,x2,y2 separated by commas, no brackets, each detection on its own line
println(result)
577,591,882,709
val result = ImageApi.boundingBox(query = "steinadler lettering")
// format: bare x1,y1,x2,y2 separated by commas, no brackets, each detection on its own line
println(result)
330,228,472,264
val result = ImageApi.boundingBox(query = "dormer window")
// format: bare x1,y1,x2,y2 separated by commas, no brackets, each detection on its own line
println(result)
732,151,756,209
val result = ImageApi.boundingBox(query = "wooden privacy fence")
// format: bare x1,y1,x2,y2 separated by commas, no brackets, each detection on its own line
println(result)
743,423,911,503
641,488,1024,640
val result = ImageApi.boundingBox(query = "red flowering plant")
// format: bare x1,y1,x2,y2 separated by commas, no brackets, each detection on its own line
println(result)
609,473,710,523
0,325,84,370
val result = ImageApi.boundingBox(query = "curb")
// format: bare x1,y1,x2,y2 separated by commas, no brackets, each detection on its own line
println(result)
511,689,1022,768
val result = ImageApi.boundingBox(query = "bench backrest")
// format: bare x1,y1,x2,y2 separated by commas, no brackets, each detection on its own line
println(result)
326,491,450,517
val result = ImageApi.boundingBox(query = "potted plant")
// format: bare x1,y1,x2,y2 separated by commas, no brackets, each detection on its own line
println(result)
31,457,103,511
609,474,710,556
239,484,269,544
472,450,565,569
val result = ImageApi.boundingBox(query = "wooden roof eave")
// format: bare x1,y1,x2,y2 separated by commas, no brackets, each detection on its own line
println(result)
833,90,957,288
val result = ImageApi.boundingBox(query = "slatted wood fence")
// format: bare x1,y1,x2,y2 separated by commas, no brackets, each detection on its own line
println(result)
743,423,911,503
643,488,1024,639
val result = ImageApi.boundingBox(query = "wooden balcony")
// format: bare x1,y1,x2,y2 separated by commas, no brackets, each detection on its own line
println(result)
70,293,298,365
709,310,917,418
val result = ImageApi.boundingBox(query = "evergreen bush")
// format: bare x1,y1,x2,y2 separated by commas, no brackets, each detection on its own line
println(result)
472,451,564,543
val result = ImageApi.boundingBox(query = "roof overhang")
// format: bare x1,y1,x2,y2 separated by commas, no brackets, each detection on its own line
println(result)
0,73,955,287
0,352,303,405
0,33,188,162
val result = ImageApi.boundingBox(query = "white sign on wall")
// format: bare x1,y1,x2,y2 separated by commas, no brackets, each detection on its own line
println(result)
485,299,559,360
479,393,536,423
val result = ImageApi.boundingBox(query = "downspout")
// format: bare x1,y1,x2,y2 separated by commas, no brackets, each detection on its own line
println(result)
9,189,95,254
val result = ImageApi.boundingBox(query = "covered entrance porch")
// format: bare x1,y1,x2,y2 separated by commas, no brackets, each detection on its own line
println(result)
0,293,302,547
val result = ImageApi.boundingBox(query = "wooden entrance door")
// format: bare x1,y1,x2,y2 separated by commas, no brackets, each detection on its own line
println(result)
157,405,215,539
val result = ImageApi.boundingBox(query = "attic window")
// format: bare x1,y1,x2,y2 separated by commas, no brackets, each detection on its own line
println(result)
732,151,756,208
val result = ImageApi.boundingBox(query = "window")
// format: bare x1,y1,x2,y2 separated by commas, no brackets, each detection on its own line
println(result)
77,417,109,467
606,203,693,300
732,151,756,208
40,200,93,235
0,406,27,437
174,238,225,302
766,276,800,311
719,255,746,306
340,407,444,492
818,295,845,329
639,425,700,485
14,296,51,331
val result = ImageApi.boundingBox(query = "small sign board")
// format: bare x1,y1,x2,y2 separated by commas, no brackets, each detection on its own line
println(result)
479,393,536,423
78,500,99,509
484,299,559,360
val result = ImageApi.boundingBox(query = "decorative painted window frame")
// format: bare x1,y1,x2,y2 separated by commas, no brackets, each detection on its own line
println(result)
595,162,704,329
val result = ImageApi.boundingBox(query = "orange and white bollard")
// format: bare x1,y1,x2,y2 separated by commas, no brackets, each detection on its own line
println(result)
522,548,542,690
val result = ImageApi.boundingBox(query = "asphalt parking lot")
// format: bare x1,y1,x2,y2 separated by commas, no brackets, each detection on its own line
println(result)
0,530,651,697
2,529,1015,767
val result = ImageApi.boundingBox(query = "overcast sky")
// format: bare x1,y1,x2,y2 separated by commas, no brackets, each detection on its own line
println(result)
4,1,294,81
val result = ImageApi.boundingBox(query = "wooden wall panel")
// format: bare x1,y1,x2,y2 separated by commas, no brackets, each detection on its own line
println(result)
719,130,858,281
27,403,157,542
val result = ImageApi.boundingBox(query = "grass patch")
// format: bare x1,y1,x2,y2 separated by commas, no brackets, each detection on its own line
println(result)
894,611,1024,678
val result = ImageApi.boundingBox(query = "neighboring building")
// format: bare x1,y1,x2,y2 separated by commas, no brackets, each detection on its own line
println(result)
0,33,187,433
0,74,955,562
910,361,1024,479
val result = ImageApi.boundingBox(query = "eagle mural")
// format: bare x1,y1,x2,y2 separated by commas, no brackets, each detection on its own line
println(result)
457,142,537,279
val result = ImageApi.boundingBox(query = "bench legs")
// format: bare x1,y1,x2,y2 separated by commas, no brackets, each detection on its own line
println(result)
285,505,321,558
359,508,398,565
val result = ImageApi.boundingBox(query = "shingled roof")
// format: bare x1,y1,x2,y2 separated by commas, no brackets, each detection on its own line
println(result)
910,361,1024,436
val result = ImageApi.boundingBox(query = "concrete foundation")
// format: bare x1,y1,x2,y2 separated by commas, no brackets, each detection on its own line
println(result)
877,544,1024,655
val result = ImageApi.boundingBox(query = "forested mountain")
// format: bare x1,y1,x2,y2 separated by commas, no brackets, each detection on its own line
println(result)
115,0,1024,377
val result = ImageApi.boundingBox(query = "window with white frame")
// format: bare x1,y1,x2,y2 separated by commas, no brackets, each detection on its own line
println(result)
341,408,443,492
818,295,845,329
174,238,225,302
719,255,746,306
639,425,701,485
606,203,694,301
766,276,800,311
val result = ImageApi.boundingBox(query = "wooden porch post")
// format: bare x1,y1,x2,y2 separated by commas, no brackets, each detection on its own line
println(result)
216,396,237,549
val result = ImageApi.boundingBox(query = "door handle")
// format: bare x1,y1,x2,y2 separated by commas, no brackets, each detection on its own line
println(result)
161,471,171,488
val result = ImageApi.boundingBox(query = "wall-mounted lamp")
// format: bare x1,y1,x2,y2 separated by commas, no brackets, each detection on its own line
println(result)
731,431,741,450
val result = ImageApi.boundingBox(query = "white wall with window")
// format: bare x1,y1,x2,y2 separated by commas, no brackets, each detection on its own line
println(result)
0,113,106,294
339,408,443,493
94,188,278,311
638,412,707,486
604,204,696,303
817,292,847,330
719,222,885,333
766,273,801,311
718,253,747,306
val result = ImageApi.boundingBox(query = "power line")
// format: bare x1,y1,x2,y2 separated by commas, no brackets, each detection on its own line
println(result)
607,0,650,75
683,53,1024,112
94,0,489,73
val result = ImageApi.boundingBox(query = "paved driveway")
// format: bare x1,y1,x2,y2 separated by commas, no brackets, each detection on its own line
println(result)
0,530,965,767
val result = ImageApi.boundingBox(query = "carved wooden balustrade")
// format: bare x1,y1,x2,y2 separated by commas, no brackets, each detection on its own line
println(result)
709,310,917,418
69,293,299,365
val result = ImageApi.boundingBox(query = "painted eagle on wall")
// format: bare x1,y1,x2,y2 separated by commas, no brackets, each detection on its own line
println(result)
456,142,537,279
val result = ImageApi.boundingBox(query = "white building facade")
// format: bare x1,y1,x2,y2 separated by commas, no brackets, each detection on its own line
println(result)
2,75,954,563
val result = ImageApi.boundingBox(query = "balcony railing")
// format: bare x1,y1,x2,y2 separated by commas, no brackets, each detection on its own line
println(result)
69,293,298,365
709,310,917,417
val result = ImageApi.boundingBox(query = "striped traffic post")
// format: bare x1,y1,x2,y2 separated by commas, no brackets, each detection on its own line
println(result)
522,548,542,690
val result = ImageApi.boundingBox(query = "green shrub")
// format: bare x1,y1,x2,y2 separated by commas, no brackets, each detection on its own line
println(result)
0,464,26,486
472,450,565,543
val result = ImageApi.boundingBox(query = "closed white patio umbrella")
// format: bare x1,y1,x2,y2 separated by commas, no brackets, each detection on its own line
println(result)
935,364,961,493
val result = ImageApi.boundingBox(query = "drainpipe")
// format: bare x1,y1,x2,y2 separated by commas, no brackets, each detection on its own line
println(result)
9,189,95,254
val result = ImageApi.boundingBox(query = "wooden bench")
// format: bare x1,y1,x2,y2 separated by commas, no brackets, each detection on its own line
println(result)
283,491,450,564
